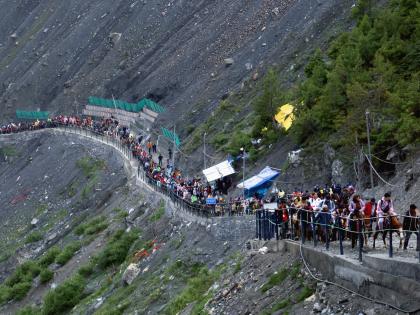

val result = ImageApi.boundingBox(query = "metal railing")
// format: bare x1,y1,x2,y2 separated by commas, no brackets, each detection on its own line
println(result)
256,207,420,263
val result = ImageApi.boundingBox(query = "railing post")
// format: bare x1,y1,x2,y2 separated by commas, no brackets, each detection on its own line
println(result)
326,224,330,251
289,207,293,240
275,212,279,240
389,217,393,258
358,219,363,262
312,212,317,248
417,221,420,263
338,216,344,255
301,212,305,245
255,210,259,239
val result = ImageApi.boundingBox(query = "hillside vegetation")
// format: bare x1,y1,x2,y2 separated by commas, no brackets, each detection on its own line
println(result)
291,0,419,153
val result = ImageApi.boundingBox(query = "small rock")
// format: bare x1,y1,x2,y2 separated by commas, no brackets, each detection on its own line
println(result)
304,294,316,303
94,297,104,309
224,58,234,66
31,218,39,226
245,63,253,71
313,302,322,313
258,246,268,254
47,233,57,242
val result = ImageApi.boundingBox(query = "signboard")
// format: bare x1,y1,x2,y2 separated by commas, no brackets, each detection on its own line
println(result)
263,202,278,210
206,198,217,205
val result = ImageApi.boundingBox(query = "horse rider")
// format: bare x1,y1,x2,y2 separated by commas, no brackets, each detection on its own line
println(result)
403,204,419,251
376,192,396,231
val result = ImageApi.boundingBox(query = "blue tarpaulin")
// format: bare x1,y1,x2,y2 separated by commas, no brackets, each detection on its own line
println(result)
237,166,280,198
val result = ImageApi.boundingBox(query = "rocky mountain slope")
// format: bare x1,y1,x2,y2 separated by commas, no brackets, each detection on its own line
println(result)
0,130,409,315
0,0,353,125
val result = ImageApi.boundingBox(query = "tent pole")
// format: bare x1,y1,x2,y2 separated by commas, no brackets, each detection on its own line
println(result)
241,147,246,202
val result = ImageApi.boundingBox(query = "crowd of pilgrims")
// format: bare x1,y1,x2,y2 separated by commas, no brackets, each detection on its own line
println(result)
2,116,419,249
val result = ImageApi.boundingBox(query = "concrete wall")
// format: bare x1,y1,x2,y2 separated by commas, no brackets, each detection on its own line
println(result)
280,240,420,312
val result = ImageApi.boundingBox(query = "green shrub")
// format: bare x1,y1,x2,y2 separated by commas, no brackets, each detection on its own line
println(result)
43,275,86,315
16,306,42,315
96,230,138,269
149,203,165,222
55,242,81,266
0,285,12,304
74,216,108,236
76,157,106,178
77,263,95,278
5,261,40,287
25,231,43,244
164,267,218,315
38,246,61,267
0,261,41,303
40,269,54,284
296,285,315,302
261,268,289,293
272,298,291,311
11,282,32,301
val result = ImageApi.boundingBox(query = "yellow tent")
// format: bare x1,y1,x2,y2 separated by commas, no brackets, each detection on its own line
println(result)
274,103,295,131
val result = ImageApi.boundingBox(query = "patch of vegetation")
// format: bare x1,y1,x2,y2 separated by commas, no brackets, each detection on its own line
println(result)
16,306,42,315
40,268,54,284
77,262,95,278
35,204,48,216
55,241,81,266
43,274,86,315
261,268,289,293
74,216,108,236
81,177,98,199
94,284,136,315
114,207,129,219
96,229,139,270
0,261,41,304
163,264,223,315
261,298,291,315
291,0,420,155
149,201,165,222
295,285,315,302
290,262,301,280
38,253,55,267
76,157,106,179
66,180,79,198
25,231,43,244
0,145,18,157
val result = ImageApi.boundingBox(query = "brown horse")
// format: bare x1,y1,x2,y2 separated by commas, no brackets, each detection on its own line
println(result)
373,215,404,249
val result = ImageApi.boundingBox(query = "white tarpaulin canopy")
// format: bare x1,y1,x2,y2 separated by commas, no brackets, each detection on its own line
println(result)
202,160,235,182
237,166,280,190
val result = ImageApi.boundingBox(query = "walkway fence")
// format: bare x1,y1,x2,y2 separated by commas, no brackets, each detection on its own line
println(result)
256,207,420,263
1,122,419,263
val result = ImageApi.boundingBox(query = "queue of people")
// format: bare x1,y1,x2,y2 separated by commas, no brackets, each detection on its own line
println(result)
2,115,418,251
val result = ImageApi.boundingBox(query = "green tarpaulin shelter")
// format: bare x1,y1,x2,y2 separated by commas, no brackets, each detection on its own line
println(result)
88,97,143,112
88,97,165,114
16,110,49,120
138,98,165,113
161,127,181,147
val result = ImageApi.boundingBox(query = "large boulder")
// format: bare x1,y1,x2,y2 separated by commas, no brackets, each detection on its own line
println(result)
122,263,140,285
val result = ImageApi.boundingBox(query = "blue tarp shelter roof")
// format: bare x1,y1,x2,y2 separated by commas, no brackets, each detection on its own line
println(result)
237,166,280,198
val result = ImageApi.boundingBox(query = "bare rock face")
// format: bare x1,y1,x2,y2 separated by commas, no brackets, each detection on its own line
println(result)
288,149,303,167
122,263,141,285
109,32,122,45
331,159,344,184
